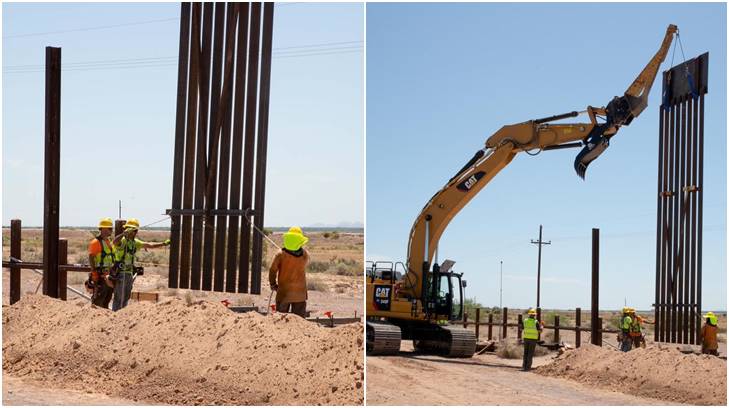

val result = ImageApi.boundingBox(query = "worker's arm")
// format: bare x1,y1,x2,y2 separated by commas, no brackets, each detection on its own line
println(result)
268,252,281,290
112,231,126,246
141,239,170,249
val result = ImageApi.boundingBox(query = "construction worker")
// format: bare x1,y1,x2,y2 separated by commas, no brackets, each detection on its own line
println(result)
269,226,310,318
619,306,633,352
87,217,116,308
111,218,170,311
700,312,719,356
521,308,542,371
628,308,645,348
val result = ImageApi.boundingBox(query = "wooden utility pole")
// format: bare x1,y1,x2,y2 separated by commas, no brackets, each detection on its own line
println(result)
530,225,551,308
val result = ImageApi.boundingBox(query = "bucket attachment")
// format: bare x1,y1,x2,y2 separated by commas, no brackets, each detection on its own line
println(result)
574,134,610,179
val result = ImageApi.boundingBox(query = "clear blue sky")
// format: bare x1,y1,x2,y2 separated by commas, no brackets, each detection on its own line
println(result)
2,2,363,228
366,3,726,311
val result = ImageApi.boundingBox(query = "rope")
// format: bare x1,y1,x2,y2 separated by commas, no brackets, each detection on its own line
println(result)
140,216,170,229
243,209,281,251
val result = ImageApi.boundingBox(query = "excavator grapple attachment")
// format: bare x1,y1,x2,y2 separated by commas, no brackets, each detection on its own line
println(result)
574,133,609,179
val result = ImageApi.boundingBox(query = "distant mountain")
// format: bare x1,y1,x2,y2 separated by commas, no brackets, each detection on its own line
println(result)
306,221,364,229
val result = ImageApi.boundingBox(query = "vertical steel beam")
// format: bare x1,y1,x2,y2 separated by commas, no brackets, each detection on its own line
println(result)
517,313,522,340
201,3,226,292
10,219,21,304
213,4,238,292
667,100,676,342
179,3,202,289
169,2,192,290
250,1,275,295
501,307,508,339
677,97,686,342
114,219,126,239
655,100,665,342
696,92,704,343
43,46,61,299
475,308,480,340
575,307,581,348
690,95,699,344
58,239,68,301
225,3,250,292
590,228,599,346
239,2,262,293
487,313,493,340
190,3,213,291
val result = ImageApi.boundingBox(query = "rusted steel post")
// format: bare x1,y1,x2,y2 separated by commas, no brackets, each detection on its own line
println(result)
536,307,542,341
554,315,560,344
169,2,192,290
488,313,493,340
10,219,21,304
517,313,522,340
696,91,705,345
238,2,262,293
213,4,238,292
225,2,250,292
58,239,68,300
114,219,126,239
501,307,507,339
201,2,226,292
250,2,275,294
575,307,581,348
591,228,600,346
595,317,603,346
43,46,61,299
190,2,214,291
475,308,480,340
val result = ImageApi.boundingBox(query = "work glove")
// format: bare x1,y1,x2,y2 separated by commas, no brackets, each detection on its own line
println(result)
270,283,278,291
163,239,171,246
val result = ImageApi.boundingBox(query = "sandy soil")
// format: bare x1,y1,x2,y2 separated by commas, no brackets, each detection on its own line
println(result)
537,343,726,405
3,375,146,405
3,294,364,405
366,341,677,406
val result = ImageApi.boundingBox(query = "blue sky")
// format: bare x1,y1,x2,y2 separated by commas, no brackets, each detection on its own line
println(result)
366,3,726,310
2,2,363,228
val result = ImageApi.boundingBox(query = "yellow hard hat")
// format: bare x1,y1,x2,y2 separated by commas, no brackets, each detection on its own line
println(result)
527,308,537,315
98,217,113,229
704,312,717,325
123,218,140,230
282,226,308,251
622,306,630,313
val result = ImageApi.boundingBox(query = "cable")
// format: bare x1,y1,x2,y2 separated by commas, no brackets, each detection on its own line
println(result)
3,17,179,39
243,209,281,251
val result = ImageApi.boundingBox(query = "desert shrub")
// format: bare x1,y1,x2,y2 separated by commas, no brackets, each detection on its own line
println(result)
307,277,328,292
308,261,329,273
543,311,573,328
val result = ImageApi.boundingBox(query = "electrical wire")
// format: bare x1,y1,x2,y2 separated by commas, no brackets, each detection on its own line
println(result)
3,17,179,39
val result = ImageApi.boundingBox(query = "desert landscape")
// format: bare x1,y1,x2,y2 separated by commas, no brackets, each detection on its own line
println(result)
3,228,364,405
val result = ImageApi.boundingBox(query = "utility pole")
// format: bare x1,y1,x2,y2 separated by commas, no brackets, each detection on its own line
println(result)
530,225,551,309
499,260,503,311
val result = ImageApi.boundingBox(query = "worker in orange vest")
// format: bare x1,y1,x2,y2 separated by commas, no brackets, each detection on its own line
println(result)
86,217,116,308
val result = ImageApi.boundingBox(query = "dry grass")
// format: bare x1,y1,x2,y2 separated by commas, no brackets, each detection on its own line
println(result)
496,338,550,359
307,276,329,292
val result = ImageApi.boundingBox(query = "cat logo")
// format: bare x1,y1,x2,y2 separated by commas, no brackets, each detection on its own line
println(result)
373,285,392,311
457,171,486,192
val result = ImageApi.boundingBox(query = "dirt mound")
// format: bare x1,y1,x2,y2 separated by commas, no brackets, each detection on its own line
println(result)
3,294,363,405
536,343,726,405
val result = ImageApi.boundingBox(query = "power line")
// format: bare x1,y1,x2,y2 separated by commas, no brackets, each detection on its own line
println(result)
3,17,179,39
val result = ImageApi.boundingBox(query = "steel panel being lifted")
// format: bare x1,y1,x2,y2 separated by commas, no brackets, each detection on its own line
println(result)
654,53,708,344
168,2,275,294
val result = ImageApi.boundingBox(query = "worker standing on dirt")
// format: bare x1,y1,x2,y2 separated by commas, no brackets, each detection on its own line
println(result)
619,307,633,352
87,217,116,308
700,312,719,356
269,226,310,318
521,308,542,371
111,218,170,311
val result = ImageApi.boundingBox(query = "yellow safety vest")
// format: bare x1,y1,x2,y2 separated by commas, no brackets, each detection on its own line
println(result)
115,237,141,272
523,317,539,340
94,237,115,271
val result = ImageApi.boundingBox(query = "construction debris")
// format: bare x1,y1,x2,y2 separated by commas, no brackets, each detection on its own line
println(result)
2,294,363,405
536,343,726,405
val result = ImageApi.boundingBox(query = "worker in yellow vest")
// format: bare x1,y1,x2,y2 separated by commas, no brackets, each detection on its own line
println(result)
619,306,633,352
86,217,116,308
111,218,170,311
521,308,542,371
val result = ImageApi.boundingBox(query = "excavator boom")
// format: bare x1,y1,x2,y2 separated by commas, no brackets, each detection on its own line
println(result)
401,25,678,305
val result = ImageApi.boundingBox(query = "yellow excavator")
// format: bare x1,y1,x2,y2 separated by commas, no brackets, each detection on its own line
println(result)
366,25,678,357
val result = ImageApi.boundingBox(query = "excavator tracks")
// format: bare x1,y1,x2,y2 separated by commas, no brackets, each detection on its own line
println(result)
412,325,477,357
366,321,402,355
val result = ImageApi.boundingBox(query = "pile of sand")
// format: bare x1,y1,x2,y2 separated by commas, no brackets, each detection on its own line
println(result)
536,343,726,405
3,295,363,405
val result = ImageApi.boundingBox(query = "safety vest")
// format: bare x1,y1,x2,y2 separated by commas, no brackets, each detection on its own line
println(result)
523,317,539,340
629,316,642,334
621,315,632,332
115,237,139,272
94,237,115,271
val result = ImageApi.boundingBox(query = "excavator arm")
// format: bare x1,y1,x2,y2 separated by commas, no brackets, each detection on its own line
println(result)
400,25,677,305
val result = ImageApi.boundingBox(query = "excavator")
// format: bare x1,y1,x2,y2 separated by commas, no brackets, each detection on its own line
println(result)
366,24,678,357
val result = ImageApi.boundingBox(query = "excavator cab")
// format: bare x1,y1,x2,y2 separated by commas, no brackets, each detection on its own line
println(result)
427,261,465,321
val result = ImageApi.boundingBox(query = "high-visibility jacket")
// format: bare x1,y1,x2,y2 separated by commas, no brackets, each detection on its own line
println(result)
629,316,642,334
621,315,633,332
114,237,145,273
523,317,540,340
89,237,115,271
